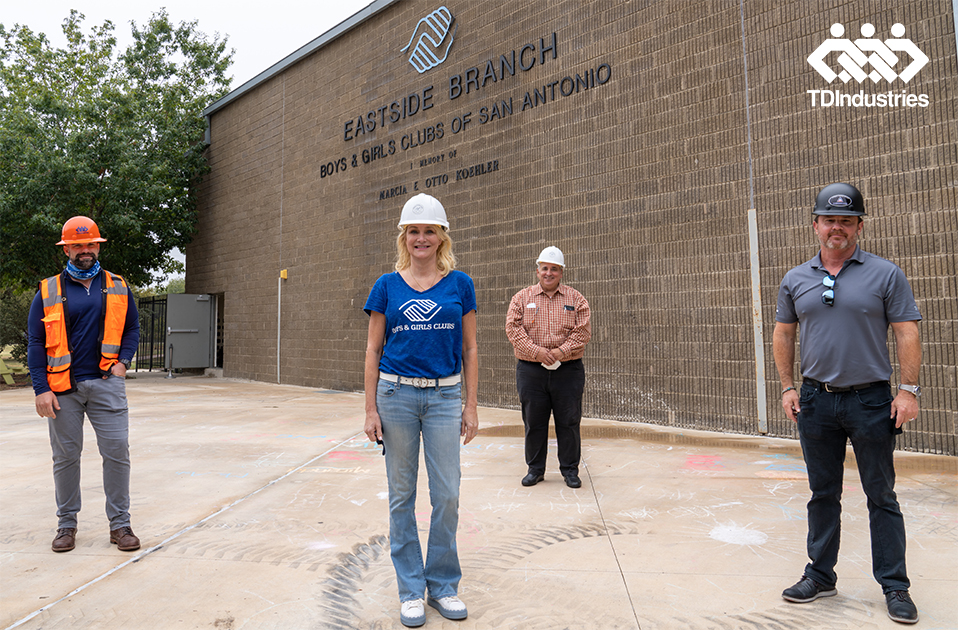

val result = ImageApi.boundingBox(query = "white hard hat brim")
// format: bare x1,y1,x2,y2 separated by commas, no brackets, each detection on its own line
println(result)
398,193,449,229
536,246,565,267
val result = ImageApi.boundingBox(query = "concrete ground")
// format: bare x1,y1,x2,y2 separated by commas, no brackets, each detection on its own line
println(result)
1,372,956,630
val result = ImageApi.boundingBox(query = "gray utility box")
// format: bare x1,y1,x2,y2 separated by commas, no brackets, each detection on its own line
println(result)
165,294,213,369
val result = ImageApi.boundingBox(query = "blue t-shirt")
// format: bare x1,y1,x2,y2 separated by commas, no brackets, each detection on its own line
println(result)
364,270,477,379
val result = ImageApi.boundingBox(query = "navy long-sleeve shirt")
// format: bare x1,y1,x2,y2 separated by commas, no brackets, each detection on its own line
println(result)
27,271,140,396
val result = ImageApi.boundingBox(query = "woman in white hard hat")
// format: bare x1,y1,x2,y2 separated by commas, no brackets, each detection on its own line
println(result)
363,193,479,627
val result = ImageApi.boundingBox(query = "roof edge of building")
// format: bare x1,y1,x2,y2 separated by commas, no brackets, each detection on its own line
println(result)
203,0,400,118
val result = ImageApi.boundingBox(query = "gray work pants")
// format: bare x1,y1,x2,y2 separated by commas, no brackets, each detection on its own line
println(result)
48,376,132,530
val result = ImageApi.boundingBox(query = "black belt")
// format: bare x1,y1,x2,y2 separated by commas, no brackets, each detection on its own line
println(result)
804,378,887,393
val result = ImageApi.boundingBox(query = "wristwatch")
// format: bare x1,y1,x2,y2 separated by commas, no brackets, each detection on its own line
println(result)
119,358,131,368
898,384,921,397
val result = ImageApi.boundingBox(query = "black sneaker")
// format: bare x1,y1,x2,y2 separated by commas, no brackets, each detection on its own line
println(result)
782,576,837,603
885,590,918,624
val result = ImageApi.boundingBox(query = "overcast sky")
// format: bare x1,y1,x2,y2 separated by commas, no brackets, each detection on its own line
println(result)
2,0,375,88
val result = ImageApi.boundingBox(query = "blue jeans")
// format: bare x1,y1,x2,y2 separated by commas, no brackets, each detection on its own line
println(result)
48,376,132,530
796,380,909,593
377,378,462,602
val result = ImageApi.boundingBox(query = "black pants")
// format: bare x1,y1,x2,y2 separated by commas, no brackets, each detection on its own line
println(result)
516,359,585,476
796,380,908,591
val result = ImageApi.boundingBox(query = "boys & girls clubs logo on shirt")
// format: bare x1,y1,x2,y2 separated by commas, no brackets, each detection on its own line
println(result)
806,22,930,108
401,299,442,322
391,300,456,335
390,299,455,334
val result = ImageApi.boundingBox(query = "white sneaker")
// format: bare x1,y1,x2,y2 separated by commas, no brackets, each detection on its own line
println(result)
428,595,468,620
400,598,425,627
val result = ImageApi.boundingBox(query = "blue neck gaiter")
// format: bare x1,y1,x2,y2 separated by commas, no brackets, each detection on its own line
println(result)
66,260,101,281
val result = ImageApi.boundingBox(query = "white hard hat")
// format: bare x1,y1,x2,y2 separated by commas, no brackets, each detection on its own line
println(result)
536,246,565,267
398,193,449,229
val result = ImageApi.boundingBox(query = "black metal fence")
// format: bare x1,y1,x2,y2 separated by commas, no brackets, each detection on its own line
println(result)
137,296,167,371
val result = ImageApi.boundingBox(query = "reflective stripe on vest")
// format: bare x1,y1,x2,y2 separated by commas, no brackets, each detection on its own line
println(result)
40,271,130,393
40,274,73,393
99,272,129,371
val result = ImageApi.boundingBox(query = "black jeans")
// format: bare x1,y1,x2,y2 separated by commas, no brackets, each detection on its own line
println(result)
796,380,909,593
516,359,585,477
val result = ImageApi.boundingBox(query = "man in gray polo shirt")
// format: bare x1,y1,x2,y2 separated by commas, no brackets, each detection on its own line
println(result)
773,182,922,625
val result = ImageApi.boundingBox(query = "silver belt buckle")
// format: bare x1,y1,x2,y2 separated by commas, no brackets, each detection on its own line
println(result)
412,377,429,388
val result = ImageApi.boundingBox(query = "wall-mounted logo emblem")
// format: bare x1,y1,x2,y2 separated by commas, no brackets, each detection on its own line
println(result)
401,299,442,322
807,23,928,84
401,6,457,74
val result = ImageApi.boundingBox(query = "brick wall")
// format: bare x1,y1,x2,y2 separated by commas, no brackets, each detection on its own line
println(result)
189,0,957,454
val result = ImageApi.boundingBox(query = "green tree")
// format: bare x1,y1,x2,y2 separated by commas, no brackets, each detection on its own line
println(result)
162,276,186,294
0,288,32,364
136,275,185,297
0,10,232,292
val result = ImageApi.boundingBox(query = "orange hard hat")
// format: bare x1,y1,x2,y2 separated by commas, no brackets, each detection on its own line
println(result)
56,216,107,245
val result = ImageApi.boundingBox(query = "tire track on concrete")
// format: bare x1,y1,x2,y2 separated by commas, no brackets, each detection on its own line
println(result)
314,519,886,630
316,536,390,630
4,433,363,630
315,521,641,629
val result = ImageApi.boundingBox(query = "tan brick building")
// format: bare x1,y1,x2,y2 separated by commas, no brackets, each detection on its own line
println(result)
189,0,957,454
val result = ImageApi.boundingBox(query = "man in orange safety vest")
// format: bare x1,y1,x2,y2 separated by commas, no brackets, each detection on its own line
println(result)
27,216,141,553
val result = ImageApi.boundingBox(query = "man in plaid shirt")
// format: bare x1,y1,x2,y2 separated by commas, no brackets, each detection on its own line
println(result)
505,246,592,489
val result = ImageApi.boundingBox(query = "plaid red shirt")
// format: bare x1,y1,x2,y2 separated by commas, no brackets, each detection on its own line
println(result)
505,283,591,362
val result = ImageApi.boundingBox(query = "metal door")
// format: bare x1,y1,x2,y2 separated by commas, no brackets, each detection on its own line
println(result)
165,294,213,369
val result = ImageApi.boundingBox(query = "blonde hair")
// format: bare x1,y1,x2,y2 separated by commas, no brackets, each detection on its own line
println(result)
395,225,457,275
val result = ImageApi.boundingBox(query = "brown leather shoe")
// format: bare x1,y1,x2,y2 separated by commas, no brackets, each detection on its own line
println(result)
110,526,140,551
52,528,77,552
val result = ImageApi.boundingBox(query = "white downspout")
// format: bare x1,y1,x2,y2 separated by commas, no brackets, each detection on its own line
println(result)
740,0,768,432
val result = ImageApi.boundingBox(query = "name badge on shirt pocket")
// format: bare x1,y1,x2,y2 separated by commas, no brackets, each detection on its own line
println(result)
564,305,575,311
